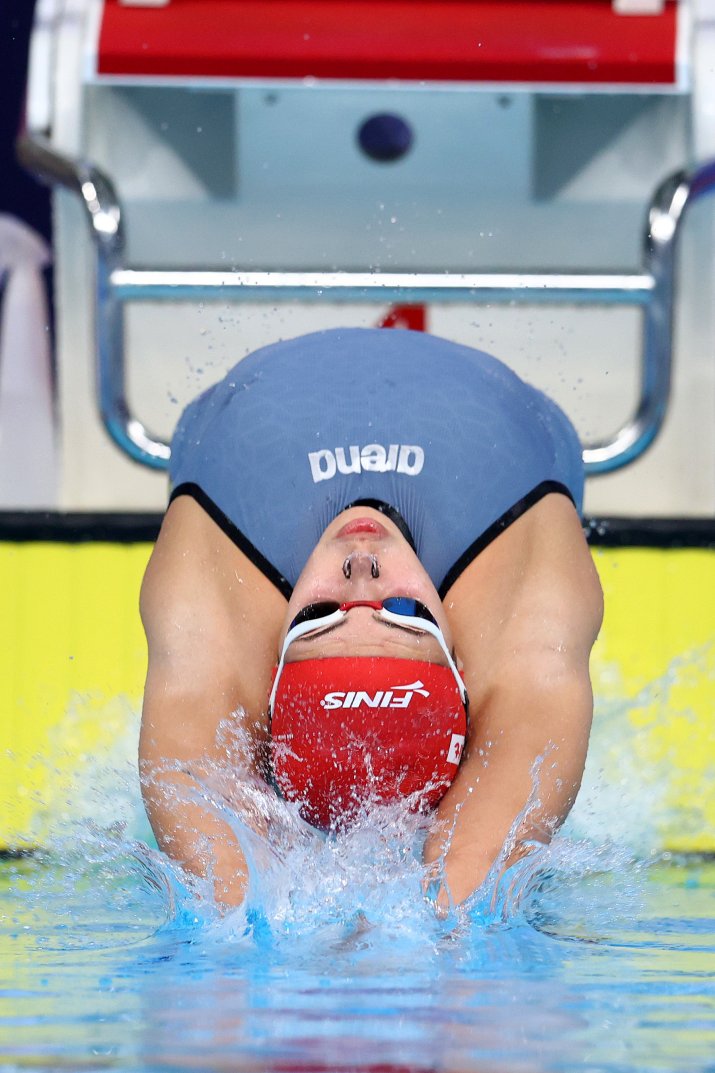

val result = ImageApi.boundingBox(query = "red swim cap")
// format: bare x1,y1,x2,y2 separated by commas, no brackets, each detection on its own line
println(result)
269,657,467,831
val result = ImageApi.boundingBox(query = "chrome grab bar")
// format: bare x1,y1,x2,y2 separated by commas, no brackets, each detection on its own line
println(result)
17,133,715,473
111,270,655,305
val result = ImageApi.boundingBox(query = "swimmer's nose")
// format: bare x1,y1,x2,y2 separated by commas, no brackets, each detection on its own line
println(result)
342,552,380,581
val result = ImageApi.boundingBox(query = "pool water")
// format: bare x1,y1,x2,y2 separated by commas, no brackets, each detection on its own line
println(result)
2,773,714,1073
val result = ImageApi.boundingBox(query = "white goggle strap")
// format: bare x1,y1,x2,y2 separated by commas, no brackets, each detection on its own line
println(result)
268,605,468,714
379,608,468,706
268,607,345,715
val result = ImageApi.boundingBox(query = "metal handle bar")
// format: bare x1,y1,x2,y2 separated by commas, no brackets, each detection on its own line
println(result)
17,133,715,473
112,270,654,305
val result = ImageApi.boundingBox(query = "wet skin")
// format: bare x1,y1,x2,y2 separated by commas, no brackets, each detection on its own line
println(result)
140,492,603,911
281,506,454,665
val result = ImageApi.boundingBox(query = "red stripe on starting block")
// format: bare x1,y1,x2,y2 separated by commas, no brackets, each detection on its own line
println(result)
379,306,427,332
98,1,678,85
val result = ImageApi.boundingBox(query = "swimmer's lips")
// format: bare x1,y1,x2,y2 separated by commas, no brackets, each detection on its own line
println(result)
335,518,388,539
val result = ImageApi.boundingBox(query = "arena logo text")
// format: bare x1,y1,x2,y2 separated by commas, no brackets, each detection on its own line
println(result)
308,443,424,483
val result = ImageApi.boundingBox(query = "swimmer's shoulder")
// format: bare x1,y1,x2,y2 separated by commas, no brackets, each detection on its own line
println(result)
142,496,287,671
443,493,603,694
146,495,286,600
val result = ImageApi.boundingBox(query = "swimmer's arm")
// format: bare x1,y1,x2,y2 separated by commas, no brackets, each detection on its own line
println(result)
139,497,285,910
140,669,256,910
424,642,597,910
425,497,603,909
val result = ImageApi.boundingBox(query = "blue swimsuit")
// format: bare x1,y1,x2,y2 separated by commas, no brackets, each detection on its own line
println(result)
169,328,584,599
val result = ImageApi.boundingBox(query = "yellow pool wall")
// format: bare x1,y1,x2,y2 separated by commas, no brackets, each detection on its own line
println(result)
1,539,713,852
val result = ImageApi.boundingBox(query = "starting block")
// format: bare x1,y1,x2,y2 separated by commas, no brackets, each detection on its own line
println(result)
16,0,715,518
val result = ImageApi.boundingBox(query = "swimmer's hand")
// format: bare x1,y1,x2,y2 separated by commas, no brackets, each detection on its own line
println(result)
140,760,252,912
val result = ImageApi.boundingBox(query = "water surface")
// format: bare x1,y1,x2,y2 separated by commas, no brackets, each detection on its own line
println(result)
2,794,714,1073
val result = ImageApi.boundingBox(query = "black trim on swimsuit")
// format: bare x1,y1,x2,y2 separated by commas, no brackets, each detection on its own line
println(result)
346,498,417,550
437,480,575,599
169,482,293,600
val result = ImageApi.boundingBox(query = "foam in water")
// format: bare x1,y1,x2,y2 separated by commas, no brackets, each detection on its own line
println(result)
4,667,714,1072
10,647,708,952
132,712,625,952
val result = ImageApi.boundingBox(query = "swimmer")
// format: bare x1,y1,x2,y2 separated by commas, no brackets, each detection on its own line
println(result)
139,328,603,911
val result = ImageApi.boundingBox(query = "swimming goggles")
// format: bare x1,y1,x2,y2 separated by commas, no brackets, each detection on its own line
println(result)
268,597,468,714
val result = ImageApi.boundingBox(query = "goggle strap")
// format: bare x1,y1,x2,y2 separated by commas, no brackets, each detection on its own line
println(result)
268,607,344,714
379,607,466,704
269,605,466,713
